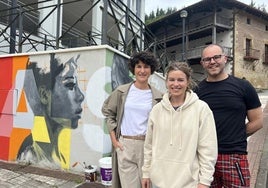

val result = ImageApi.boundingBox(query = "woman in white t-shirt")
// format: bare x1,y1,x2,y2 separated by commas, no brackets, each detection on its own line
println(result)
102,51,163,188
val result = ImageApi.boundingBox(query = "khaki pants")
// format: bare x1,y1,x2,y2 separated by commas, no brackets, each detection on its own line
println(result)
117,136,144,188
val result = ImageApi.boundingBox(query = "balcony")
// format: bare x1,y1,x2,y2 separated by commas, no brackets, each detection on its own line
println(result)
187,45,233,60
244,48,260,61
188,14,232,31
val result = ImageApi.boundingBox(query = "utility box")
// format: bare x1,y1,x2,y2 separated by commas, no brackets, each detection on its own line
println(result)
0,45,164,173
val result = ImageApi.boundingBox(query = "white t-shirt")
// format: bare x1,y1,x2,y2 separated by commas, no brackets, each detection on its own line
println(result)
121,84,152,136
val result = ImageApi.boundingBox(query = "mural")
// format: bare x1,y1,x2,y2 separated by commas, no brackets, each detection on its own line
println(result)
0,46,133,172
0,56,28,161
17,53,84,168
111,53,133,90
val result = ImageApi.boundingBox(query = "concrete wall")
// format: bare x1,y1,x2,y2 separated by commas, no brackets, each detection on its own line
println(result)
0,45,139,173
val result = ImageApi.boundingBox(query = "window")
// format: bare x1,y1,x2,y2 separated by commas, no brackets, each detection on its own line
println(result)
244,39,260,61
246,38,251,56
247,18,251,24
264,44,268,64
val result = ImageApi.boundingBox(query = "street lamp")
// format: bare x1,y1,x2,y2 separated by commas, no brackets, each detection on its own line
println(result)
180,10,188,62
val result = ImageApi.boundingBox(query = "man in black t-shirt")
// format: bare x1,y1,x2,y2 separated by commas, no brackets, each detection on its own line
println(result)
195,44,263,188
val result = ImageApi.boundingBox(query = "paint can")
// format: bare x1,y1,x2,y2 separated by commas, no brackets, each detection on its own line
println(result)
85,165,97,182
98,157,112,186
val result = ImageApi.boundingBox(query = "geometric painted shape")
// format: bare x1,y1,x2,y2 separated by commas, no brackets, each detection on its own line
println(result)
86,67,110,118
9,128,31,161
12,56,28,83
32,116,50,143
17,90,28,112
0,57,13,89
13,109,34,129
0,114,13,137
0,90,9,114
23,69,43,116
82,123,111,153
0,89,17,115
57,128,71,169
14,70,26,92
0,136,10,160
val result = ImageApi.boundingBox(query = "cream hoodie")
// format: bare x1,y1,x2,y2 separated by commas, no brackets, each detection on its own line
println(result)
142,90,217,188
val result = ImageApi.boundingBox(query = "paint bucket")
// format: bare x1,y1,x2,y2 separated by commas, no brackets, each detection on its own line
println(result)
85,165,97,182
98,157,112,186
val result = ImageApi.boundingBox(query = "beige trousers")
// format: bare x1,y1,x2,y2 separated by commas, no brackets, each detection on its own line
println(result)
117,136,144,188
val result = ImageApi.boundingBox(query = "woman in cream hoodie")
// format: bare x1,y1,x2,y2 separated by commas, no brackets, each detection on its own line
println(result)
142,62,217,188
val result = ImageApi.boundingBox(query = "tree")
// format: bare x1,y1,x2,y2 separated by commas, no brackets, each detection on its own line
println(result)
249,0,267,13
145,7,177,25
257,3,267,13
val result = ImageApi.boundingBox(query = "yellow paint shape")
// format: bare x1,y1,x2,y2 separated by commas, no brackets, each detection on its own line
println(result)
17,89,27,112
32,116,50,143
57,128,71,169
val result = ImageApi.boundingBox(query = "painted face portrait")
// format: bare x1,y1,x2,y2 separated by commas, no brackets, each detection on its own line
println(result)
50,56,84,129
111,53,133,90
17,53,85,167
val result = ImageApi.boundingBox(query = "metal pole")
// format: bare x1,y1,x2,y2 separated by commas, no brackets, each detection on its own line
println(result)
182,17,185,62
180,10,188,62
44,34,47,50
10,0,17,54
56,0,61,49
124,0,130,53
153,38,157,57
101,0,108,44
18,6,23,53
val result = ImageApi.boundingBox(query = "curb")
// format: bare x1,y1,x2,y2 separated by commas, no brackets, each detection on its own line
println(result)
255,106,268,188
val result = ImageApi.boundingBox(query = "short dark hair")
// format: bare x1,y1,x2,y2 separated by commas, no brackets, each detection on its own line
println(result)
128,51,158,75
27,53,64,90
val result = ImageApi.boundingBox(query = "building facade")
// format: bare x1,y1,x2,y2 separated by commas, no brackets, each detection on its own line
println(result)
146,0,268,89
0,0,146,56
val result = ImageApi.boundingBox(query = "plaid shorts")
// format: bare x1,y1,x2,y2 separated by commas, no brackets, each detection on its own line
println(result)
211,154,250,188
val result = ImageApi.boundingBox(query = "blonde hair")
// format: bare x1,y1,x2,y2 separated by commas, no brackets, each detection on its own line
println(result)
165,62,197,90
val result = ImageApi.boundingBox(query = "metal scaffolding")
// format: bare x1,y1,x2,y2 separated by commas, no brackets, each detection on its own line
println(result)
0,0,165,65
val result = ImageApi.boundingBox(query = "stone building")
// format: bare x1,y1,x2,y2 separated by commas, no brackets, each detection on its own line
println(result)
146,0,268,89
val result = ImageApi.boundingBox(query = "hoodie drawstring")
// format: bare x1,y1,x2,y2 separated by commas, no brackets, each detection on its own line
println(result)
178,107,182,150
170,109,173,145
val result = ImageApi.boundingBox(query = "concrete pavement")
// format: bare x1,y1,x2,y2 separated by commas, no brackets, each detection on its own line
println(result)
248,90,268,188
253,91,268,188
0,160,110,187
0,90,267,188
0,161,82,187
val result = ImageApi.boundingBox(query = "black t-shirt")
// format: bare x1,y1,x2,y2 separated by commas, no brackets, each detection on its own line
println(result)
195,75,261,154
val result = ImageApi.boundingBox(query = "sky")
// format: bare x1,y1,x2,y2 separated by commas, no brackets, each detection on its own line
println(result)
145,0,267,14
